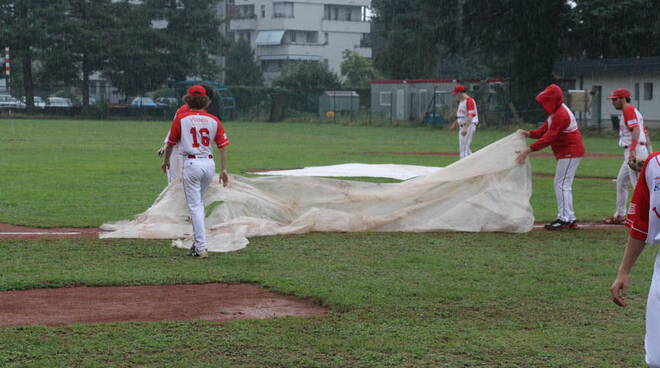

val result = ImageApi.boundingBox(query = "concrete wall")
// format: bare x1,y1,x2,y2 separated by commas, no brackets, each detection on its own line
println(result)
575,72,660,128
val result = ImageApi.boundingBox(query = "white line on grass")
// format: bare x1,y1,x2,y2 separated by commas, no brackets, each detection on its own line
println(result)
0,232,81,235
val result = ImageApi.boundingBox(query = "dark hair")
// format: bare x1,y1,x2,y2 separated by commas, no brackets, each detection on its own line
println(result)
183,95,210,110
625,96,631,103
201,85,215,100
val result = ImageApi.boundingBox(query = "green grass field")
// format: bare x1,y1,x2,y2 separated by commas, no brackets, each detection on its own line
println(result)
0,119,653,367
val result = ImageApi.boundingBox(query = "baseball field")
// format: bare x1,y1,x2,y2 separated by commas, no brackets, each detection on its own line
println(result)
0,119,652,367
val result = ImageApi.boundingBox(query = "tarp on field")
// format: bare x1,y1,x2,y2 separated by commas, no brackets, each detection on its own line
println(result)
100,133,533,252
249,163,442,180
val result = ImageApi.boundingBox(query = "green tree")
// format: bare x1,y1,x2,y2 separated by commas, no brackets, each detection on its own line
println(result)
340,49,381,89
0,0,56,110
224,39,263,86
274,61,340,94
569,0,660,58
151,0,226,81
101,1,169,96
37,0,115,106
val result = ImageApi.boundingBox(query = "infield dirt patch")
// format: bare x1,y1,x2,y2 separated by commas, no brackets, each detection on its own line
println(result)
0,283,328,327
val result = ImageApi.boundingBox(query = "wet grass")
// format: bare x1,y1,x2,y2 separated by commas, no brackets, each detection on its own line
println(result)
0,119,628,226
0,230,652,367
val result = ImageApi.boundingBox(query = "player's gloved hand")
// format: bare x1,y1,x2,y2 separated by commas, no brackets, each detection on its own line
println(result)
628,158,644,172
157,146,166,157
461,127,468,136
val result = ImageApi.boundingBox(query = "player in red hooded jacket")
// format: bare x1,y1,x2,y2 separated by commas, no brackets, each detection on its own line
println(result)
516,84,586,230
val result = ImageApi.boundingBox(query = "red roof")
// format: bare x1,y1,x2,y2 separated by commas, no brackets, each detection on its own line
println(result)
371,78,506,84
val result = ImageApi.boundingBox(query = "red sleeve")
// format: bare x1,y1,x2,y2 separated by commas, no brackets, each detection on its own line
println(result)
466,98,477,117
626,160,650,241
214,120,230,148
167,116,182,146
623,105,639,130
529,112,570,152
528,121,548,139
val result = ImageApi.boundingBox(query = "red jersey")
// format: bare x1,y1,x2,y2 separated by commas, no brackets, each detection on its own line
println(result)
529,84,585,160
626,152,660,243
167,110,229,156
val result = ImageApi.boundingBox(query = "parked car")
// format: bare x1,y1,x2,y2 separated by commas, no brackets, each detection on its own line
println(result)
21,96,46,109
130,96,158,108
46,97,73,108
155,97,179,108
0,94,25,109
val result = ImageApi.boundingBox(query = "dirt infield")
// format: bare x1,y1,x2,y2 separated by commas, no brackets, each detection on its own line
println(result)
0,223,100,239
0,283,328,327
532,222,623,230
0,221,623,240
361,151,621,159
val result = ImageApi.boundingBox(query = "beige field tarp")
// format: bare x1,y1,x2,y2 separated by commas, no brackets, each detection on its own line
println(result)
100,133,533,252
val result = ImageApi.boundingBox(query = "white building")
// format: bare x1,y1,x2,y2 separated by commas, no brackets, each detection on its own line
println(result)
229,0,372,86
554,57,660,128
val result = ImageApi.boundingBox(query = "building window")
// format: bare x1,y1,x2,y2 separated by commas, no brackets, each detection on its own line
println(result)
260,4,265,18
233,4,255,19
644,83,653,100
359,33,371,48
289,31,296,43
262,60,283,73
333,7,338,20
273,2,293,18
434,91,448,106
305,31,318,43
380,92,392,106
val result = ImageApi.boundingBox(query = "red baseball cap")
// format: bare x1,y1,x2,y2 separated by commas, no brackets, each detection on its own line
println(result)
608,88,631,99
451,84,467,95
187,85,207,96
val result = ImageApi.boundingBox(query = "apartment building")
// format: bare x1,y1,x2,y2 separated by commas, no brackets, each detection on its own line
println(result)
229,0,372,86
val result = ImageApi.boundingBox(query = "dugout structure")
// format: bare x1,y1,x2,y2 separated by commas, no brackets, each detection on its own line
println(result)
318,90,359,118
370,78,508,126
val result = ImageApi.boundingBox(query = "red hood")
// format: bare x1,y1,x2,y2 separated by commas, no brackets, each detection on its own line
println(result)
535,84,564,115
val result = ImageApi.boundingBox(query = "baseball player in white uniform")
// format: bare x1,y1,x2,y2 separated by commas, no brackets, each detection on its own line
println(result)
161,85,229,258
603,88,649,224
449,84,478,159
611,151,660,367
159,85,216,184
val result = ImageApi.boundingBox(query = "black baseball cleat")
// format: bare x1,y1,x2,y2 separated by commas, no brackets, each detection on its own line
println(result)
186,249,208,258
544,219,577,231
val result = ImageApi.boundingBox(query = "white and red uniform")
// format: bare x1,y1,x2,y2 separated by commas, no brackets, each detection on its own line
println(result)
625,151,660,367
167,110,229,252
456,97,478,159
529,84,585,222
163,105,191,184
614,104,649,218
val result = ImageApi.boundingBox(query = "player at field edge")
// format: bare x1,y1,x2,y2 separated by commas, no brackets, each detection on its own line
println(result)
602,88,650,225
448,84,479,159
611,151,660,368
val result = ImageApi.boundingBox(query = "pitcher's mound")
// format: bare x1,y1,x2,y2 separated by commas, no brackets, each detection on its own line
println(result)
0,283,328,327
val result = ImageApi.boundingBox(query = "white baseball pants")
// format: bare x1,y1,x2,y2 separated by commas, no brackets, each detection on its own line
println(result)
615,147,648,217
458,124,477,159
182,158,215,252
166,145,183,184
646,251,660,367
554,158,581,222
